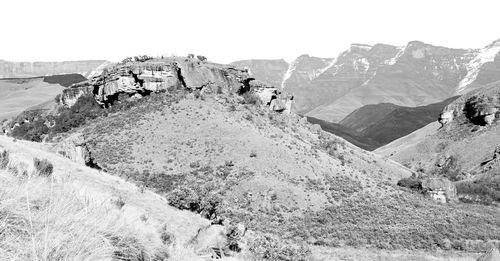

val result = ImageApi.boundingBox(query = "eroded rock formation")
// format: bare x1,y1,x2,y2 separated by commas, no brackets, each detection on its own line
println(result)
60,59,254,108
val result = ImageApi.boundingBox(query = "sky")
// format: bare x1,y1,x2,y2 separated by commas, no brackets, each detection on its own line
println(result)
0,0,499,64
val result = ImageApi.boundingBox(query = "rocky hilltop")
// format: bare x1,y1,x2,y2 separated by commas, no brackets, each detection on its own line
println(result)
0,59,108,79
59,57,273,108
232,38,500,123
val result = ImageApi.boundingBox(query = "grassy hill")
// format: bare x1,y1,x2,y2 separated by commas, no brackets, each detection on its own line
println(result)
0,135,211,260
50,89,500,259
4,59,500,260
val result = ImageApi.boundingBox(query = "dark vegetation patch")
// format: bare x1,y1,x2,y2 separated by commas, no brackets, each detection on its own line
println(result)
43,74,87,87
321,96,460,150
306,116,381,150
456,175,500,205
9,90,181,142
33,158,54,176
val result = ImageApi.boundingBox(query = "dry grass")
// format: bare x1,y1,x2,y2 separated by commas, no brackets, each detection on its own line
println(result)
0,145,207,261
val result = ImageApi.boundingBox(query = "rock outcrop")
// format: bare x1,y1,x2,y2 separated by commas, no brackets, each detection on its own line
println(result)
53,133,91,166
60,58,253,108
439,80,500,126
422,177,457,203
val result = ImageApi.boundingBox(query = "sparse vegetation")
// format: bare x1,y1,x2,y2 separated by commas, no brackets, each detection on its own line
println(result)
33,158,54,176
240,92,261,105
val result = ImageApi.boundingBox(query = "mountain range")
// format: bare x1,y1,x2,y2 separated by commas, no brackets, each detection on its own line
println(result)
0,59,109,79
232,39,500,123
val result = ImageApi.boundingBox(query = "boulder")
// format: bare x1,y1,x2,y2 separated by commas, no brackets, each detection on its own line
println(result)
191,225,227,254
422,177,457,202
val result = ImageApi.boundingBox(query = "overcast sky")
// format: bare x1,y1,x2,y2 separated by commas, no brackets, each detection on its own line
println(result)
0,0,498,63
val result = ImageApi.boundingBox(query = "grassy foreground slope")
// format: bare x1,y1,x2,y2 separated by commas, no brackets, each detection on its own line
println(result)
56,89,500,258
0,135,211,261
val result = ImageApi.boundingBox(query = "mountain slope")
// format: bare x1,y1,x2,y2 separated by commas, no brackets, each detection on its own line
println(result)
5,58,500,259
341,96,459,145
306,116,382,150
376,80,500,204
230,59,289,88
237,39,500,123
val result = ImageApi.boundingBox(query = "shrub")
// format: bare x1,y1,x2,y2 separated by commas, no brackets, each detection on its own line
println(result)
240,92,261,105
0,150,9,169
397,178,423,190
248,234,311,261
33,158,54,176
196,55,207,62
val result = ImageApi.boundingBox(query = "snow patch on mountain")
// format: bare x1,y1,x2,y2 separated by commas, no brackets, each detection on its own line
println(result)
457,45,500,93
314,58,338,78
384,46,405,65
281,59,298,89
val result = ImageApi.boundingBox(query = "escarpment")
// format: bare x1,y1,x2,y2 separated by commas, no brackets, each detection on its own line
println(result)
59,59,254,108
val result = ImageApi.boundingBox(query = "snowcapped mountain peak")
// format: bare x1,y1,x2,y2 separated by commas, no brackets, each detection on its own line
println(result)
457,41,500,93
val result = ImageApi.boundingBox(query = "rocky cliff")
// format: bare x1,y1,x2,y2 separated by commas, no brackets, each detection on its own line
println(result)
59,58,255,107
0,59,109,79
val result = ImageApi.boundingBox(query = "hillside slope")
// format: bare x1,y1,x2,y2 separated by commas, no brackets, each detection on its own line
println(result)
0,135,212,260
342,96,459,146
376,80,500,204
306,116,382,150
5,58,500,260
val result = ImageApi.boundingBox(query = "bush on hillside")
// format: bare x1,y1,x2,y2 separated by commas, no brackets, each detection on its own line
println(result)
33,158,53,176
248,234,311,261
240,92,261,105
456,179,500,204
397,178,423,190
0,150,9,169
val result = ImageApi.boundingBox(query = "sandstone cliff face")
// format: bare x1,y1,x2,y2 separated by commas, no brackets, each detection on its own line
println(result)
60,59,252,107
0,59,108,78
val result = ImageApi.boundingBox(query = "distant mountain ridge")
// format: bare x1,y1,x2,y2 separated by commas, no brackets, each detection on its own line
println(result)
310,96,458,150
0,59,109,79
232,38,500,122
